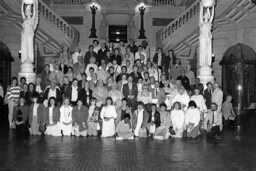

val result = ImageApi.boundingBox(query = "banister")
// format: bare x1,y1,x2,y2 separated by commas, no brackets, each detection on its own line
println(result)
160,0,200,42
38,0,75,40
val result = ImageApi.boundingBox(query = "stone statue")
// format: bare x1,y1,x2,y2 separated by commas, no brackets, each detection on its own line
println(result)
21,0,39,64
199,2,214,66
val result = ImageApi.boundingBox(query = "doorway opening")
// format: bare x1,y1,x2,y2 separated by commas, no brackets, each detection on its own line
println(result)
108,25,127,43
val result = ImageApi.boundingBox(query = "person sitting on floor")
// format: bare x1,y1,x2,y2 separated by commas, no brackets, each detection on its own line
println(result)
222,95,236,128
45,97,61,137
72,99,89,137
132,101,149,137
146,104,161,135
170,101,185,138
185,101,201,139
29,93,47,135
116,114,134,140
153,103,172,140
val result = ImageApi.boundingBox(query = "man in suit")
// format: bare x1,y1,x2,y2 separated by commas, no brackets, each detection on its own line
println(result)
150,81,166,106
212,82,223,112
122,76,138,112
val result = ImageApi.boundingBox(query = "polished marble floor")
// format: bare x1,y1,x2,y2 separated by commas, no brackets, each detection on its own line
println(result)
0,113,256,171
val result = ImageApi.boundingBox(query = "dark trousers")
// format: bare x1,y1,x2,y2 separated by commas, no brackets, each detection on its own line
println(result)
16,123,29,137
208,125,221,137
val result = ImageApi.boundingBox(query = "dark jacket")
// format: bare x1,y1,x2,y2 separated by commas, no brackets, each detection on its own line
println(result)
153,53,167,67
40,70,51,90
84,51,97,66
72,105,89,130
130,72,143,83
122,83,138,100
78,89,92,107
46,106,60,124
64,86,81,102
29,103,47,125
148,111,161,128
110,54,122,65
132,109,149,129
43,87,62,104
177,76,190,91
204,89,212,109
13,105,30,123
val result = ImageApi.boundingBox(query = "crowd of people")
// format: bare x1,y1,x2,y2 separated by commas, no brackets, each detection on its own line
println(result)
3,39,237,140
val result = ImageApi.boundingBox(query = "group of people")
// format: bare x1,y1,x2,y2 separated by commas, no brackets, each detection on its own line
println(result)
3,39,237,140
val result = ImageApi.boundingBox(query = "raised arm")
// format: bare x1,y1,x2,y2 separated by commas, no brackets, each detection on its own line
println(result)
21,1,25,20
199,3,204,25
210,6,215,23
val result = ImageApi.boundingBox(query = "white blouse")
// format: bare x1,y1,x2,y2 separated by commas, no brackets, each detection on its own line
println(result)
185,108,201,126
171,110,185,129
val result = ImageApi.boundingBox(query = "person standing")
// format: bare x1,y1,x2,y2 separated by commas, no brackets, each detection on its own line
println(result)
100,97,117,137
204,82,213,109
6,77,21,128
13,97,29,137
212,83,223,112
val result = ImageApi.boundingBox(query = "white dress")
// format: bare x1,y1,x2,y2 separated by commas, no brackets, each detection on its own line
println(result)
100,105,117,137
171,110,185,138
60,105,73,136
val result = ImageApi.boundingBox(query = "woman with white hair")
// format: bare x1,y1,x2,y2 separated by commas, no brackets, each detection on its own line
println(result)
172,86,190,111
108,82,122,110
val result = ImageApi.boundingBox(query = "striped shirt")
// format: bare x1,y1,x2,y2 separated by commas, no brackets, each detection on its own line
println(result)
6,85,21,102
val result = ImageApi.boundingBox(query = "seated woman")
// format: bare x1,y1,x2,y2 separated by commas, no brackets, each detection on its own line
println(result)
29,93,47,135
116,98,132,125
60,97,73,136
170,102,185,138
45,97,61,137
100,97,117,137
108,82,122,110
185,101,201,138
153,103,172,140
116,114,134,140
13,97,29,137
132,101,149,137
92,80,108,107
172,86,190,111
88,98,100,136
146,104,161,135
137,84,152,105
222,95,236,127
72,99,89,137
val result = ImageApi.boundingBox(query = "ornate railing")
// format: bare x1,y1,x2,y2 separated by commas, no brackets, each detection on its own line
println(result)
160,0,200,42
49,0,92,5
151,0,183,6
38,0,75,39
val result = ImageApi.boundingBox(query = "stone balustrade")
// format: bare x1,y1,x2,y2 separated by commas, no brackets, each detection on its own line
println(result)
39,0,75,39
151,0,183,6
50,0,91,5
160,0,200,42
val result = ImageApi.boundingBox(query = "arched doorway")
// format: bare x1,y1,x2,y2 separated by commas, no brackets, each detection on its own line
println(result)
0,41,13,90
220,43,256,109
